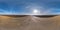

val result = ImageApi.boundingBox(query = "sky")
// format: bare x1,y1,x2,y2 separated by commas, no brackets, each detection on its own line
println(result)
0,0,60,15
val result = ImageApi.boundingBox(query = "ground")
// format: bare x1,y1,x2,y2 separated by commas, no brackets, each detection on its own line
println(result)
0,15,60,30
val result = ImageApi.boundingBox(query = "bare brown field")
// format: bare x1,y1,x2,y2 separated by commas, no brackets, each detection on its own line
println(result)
0,15,60,30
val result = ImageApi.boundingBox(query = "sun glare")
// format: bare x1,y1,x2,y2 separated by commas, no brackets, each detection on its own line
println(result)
33,9,38,13
33,9,40,15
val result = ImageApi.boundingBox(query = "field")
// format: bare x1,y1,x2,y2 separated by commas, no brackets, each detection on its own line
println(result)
0,15,60,30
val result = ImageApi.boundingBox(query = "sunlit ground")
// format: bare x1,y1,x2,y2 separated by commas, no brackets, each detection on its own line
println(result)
0,15,60,30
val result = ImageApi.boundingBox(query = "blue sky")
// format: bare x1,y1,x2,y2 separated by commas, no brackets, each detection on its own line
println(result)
0,0,60,15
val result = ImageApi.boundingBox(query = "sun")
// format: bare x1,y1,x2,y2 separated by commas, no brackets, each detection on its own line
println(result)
33,9,40,15
33,9,38,13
